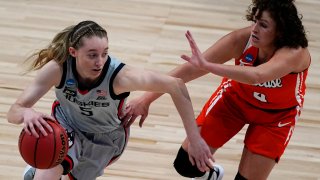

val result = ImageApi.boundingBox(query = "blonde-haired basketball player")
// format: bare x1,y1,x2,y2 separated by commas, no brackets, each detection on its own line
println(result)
7,20,213,180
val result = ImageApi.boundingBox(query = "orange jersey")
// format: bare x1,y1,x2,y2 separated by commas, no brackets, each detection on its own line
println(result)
229,44,309,110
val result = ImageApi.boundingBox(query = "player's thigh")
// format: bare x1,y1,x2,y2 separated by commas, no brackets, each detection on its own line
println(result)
198,97,246,148
239,147,276,180
244,107,297,161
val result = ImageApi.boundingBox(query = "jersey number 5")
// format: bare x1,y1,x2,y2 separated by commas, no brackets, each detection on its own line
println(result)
79,107,93,116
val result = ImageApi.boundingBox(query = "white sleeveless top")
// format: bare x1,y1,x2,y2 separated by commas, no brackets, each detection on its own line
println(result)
55,55,130,133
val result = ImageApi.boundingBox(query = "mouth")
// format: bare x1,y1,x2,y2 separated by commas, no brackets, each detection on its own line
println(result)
93,68,102,72
252,34,259,41
92,68,102,75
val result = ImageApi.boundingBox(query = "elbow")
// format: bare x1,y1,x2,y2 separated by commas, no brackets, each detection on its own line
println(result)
7,105,22,124
7,114,15,124
246,71,264,85
7,115,22,125
7,111,17,124
7,119,16,124
166,77,187,95
174,78,187,90
172,78,189,96
176,77,185,86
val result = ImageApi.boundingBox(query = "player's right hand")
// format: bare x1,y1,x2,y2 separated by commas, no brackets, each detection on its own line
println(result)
22,108,54,138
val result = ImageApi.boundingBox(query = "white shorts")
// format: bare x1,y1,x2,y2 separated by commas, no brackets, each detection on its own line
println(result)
53,102,129,180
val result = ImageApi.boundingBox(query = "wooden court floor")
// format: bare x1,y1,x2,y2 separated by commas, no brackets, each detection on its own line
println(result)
0,0,319,179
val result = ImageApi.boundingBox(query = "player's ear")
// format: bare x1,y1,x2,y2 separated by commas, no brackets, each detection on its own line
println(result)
69,47,77,57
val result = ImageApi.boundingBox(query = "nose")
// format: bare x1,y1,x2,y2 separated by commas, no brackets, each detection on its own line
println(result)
95,56,104,67
252,22,258,33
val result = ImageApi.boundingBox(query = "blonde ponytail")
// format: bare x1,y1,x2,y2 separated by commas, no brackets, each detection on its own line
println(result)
25,20,108,72
25,25,74,71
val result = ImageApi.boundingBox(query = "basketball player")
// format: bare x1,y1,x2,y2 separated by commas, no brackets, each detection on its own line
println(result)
6,20,213,180
124,0,310,179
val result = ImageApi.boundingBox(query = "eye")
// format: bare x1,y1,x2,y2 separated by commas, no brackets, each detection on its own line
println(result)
88,54,98,59
102,52,108,58
259,22,267,28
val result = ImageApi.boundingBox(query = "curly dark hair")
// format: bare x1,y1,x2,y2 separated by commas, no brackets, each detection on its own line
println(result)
246,0,308,48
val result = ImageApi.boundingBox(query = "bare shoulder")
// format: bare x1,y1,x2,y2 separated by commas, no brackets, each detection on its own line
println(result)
114,64,134,82
115,65,162,86
113,65,140,94
44,60,62,72
227,26,252,58
232,26,252,39
114,65,176,94
203,26,252,63
36,60,63,87
274,47,310,73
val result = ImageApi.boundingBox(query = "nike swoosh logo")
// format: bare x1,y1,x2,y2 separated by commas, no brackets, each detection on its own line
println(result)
239,59,252,65
278,122,291,128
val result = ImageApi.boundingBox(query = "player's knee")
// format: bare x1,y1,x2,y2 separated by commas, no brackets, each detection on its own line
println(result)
173,146,205,178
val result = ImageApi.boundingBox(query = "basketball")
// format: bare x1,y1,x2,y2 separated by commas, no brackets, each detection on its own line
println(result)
18,119,68,169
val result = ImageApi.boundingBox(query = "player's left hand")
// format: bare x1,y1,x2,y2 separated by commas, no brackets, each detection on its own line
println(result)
187,137,215,172
120,96,150,128
181,30,208,70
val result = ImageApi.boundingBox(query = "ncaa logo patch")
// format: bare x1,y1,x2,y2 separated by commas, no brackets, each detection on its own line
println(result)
245,54,254,62
66,79,76,86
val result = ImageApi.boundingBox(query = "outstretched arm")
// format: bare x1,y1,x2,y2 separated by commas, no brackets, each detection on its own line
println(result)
114,66,214,172
7,61,61,138
182,30,310,84
123,27,250,127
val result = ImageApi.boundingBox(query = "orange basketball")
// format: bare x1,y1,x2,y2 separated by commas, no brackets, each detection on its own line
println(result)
18,119,68,169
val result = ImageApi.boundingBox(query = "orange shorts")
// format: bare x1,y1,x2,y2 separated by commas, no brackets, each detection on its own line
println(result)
197,86,299,162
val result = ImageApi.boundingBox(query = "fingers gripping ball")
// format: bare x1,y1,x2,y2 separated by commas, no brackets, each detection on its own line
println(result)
18,119,69,169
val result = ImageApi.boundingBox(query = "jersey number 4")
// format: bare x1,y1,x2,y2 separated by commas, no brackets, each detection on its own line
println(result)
253,92,267,102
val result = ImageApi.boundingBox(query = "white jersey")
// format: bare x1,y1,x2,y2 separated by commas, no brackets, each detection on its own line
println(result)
55,55,129,133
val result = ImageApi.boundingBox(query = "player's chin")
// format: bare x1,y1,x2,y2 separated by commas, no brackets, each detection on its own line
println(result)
250,39,259,46
251,41,264,49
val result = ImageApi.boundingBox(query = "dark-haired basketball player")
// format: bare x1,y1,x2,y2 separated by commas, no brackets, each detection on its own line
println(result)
125,0,310,179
